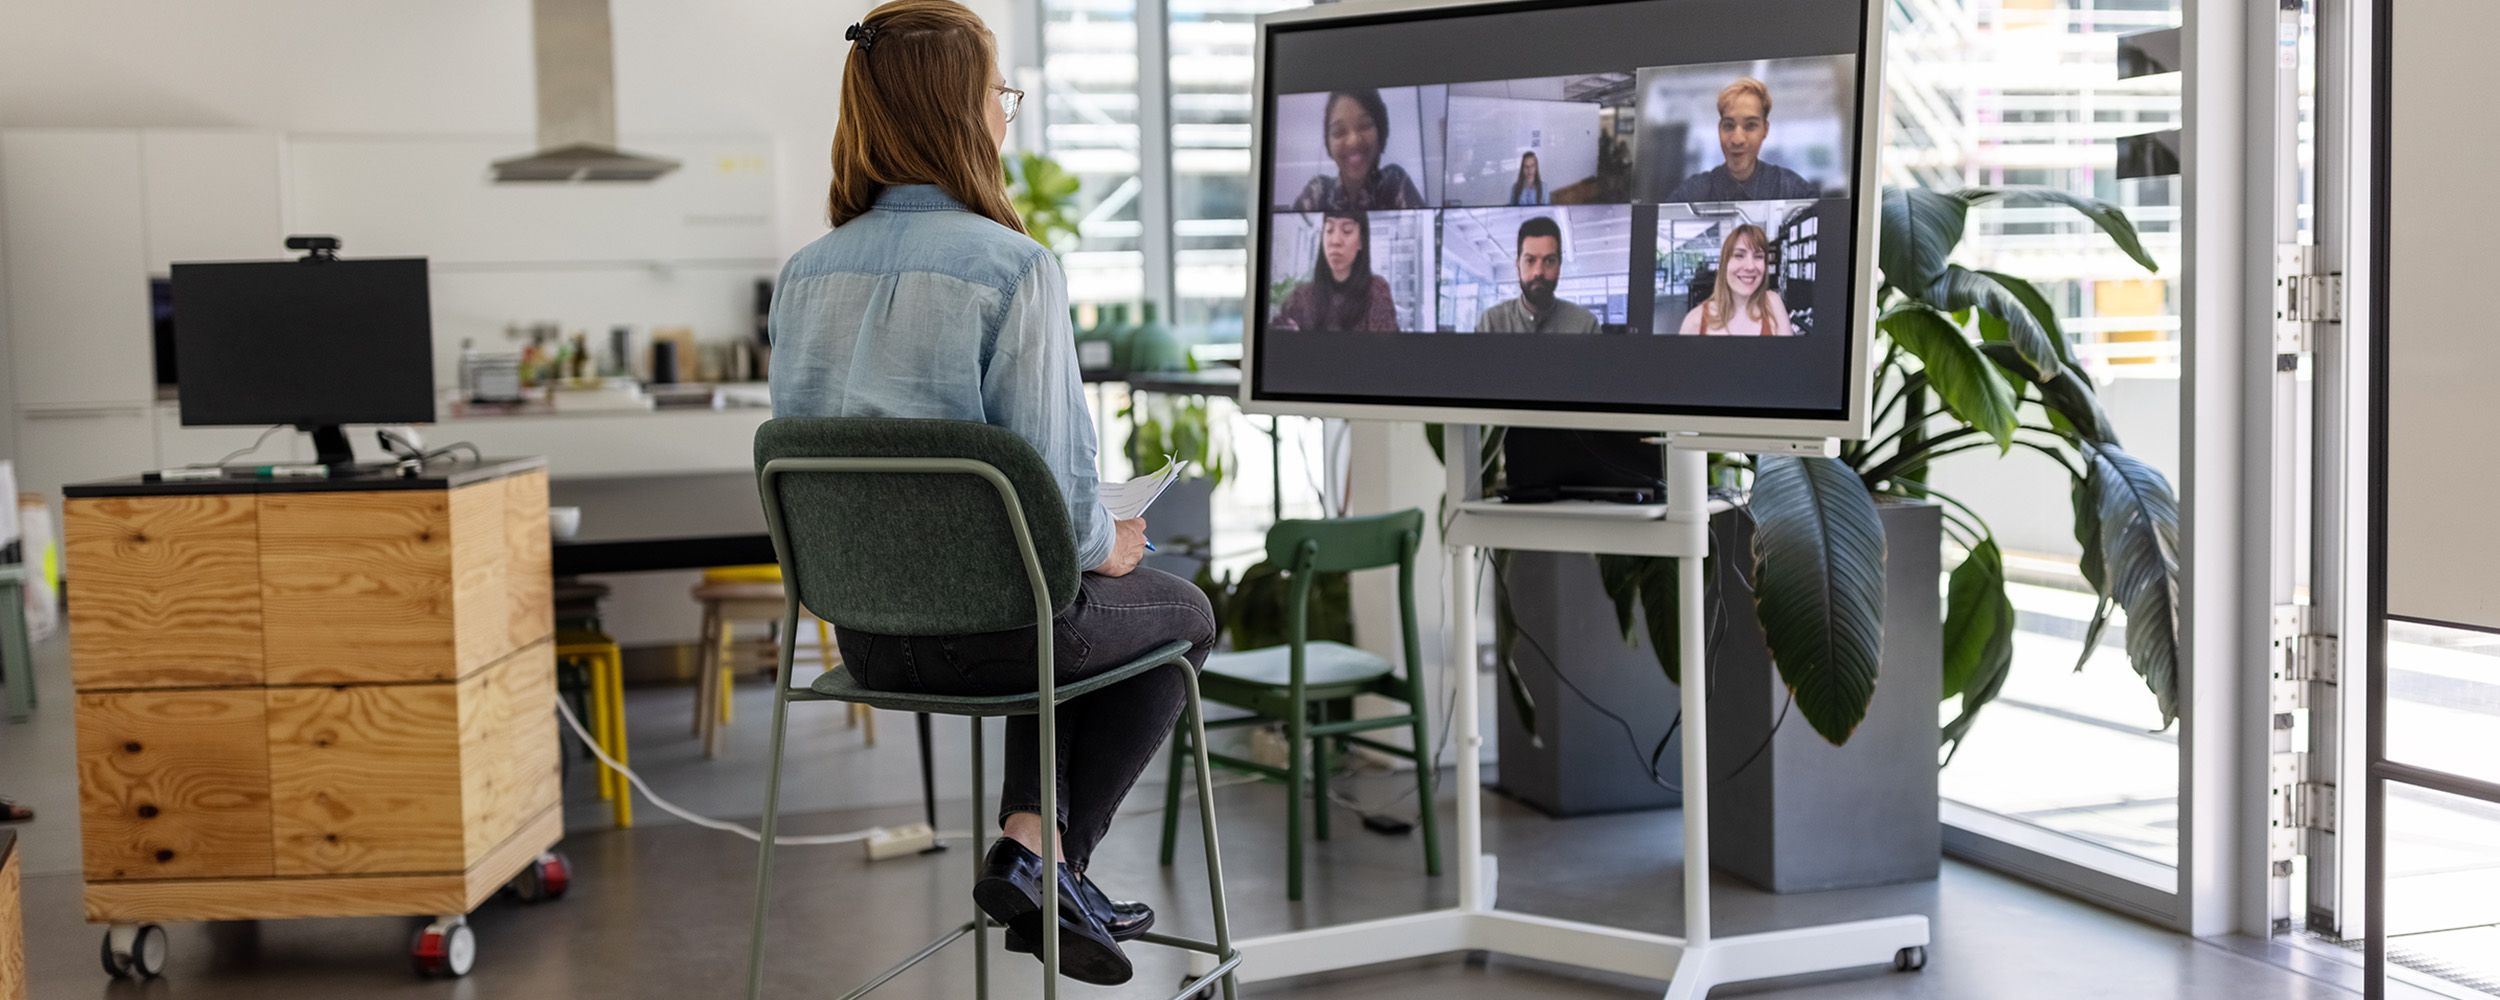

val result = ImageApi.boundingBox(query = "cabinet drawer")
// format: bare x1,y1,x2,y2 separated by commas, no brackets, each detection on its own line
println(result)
64,494,263,690
76,689,273,882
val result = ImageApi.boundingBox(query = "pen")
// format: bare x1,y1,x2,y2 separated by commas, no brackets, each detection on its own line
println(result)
1143,539,1157,552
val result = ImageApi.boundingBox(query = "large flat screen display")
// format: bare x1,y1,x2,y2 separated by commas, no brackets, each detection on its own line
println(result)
1244,0,1881,437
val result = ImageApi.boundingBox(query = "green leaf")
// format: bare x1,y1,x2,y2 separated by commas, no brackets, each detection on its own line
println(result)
2075,440,2182,726
1940,538,2014,700
1596,554,1683,685
1961,186,2159,273
2074,595,2116,673
1974,269,2083,372
1879,186,1970,297
1929,266,2065,384
1880,303,2019,452
1749,456,1888,745
1978,342,2119,446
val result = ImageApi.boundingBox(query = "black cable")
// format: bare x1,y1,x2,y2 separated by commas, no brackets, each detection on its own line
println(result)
1490,496,1789,797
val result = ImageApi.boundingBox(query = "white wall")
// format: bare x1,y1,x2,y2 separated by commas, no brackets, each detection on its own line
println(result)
0,0,1018,259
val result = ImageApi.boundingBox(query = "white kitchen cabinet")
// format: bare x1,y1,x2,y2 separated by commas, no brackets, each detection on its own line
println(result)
12,406,155,498
141,129,286,271
0,130,154,408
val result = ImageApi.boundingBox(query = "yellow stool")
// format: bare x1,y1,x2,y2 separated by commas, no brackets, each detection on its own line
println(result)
693,565,864,758
557,629,632,828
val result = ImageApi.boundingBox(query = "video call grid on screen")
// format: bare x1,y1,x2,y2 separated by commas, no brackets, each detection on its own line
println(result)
1248,0,1876,422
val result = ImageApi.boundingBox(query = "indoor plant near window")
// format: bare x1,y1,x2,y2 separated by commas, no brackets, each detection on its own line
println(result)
1464,185,2181,757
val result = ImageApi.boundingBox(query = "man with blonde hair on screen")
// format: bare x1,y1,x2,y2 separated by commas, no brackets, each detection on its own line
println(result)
1664,77,1820,202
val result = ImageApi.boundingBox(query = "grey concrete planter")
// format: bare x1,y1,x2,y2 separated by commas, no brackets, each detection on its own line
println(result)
1495,500,1942,893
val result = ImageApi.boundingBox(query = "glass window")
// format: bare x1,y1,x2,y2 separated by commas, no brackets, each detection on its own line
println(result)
1908,0,2188,870
1169,0,1312,344
1044,0,1146,307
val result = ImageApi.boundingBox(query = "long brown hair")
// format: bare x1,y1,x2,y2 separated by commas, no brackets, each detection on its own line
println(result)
1705,224,1774,332
826,0,1024,233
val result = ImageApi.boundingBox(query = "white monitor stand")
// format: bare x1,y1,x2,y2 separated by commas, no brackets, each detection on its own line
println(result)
1192,425,1929,998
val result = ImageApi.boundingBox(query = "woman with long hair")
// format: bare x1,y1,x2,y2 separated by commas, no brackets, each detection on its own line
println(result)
1271,210,1399,332
1676,224,1793,336
1509,151,1545,207
769,1,1214,986
1289,88,1428,211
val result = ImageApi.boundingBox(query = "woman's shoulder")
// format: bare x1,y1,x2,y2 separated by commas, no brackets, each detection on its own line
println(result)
803,209,1053,294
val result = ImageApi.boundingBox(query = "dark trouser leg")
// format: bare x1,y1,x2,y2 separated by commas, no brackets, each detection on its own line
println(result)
835,567,1216,870
1042,568,1215,872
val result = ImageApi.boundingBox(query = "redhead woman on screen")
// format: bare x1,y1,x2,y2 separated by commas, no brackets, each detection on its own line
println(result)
1290,89,1427,211
1271,211,1398,332
1677,224,1793,336
768,0,1212,985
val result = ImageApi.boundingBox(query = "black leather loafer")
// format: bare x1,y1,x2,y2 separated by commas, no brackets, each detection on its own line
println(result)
1004,870,1154,954
971,839,1134,985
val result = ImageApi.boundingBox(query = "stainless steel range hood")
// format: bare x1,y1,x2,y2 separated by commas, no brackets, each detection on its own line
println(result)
492,0,678,183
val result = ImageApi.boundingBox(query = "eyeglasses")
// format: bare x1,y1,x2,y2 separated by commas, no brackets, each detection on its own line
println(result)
994,86,1024,123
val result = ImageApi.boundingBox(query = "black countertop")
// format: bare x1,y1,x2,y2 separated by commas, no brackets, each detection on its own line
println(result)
62,456,549,499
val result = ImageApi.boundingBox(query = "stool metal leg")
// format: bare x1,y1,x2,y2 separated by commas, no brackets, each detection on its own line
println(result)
1039,683,1060,1000
918,713,940,835
605,650,634,828
971,717,988,1000
1181,668,1239,1000
744,618,803,1000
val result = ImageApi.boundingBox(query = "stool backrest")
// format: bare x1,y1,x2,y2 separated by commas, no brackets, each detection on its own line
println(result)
754,417,1081,637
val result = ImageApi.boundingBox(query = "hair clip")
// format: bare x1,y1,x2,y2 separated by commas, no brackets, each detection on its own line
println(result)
845,22,879,50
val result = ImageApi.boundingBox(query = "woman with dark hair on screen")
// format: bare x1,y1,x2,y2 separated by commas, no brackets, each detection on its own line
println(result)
1271,210,1398,332
1509,151,1545,206
769,0,1215,986
1289,89,1427,211
1676,224,1793,336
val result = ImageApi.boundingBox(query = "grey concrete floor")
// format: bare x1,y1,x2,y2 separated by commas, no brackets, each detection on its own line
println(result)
2,632,2362,998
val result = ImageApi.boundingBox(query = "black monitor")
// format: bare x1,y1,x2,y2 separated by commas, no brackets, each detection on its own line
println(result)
171,256,436,468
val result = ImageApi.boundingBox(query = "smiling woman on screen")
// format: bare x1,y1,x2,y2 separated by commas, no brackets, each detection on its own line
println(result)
1677,224,1793,336
1272,210,1398,332
1290,89,1427,212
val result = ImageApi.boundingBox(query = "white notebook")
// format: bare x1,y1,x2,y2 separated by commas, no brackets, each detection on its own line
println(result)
1100,456,1184,521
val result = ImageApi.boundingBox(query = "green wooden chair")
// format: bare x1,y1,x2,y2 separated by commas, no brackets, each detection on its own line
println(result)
744,417,1238,1000
1158,509,1440,901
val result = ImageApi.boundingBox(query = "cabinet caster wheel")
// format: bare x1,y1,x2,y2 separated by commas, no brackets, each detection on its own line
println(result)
1893,945,1927,972
99,923,168,979
1177,974,1219,999
510,851,572,903
412,917,476,977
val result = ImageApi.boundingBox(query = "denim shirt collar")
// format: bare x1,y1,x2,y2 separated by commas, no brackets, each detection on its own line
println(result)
874,184,967,213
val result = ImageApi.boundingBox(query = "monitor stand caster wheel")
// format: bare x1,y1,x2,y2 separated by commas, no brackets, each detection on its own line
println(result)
99,922,168,979
1894,945,1927,972
412,914,476,977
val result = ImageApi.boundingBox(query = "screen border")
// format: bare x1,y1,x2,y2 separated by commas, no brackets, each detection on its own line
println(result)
1239,0,1884,439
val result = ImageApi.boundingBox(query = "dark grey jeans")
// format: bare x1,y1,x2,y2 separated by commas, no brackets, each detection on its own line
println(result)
835,566,1216,872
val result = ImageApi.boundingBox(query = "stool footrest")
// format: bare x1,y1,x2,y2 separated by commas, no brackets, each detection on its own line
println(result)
836,921,975,1000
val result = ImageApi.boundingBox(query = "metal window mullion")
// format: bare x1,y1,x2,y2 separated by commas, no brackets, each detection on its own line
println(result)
1136,0,1175,319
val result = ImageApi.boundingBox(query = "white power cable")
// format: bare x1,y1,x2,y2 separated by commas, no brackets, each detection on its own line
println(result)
552,697,1257,845
554,698,969,846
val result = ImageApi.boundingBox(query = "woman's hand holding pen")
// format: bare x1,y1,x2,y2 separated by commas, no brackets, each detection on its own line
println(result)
1092,517,1150,577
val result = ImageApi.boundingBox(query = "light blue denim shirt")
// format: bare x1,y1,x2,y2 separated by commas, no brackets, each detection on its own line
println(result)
768,184,1112,571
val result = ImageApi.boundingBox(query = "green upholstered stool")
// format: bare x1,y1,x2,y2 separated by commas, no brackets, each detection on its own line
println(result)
744,417,1239,1000
1159,509,1442,901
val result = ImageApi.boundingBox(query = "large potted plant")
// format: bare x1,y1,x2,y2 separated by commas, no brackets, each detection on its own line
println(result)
1463,185,2181,889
